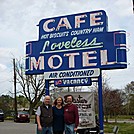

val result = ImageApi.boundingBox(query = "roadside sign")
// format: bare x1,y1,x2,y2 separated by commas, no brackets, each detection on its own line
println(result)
25,10,128,134
38,10,108,40
58,92,96,129
54,77,91,87
44,68,100,80
25,31,127,75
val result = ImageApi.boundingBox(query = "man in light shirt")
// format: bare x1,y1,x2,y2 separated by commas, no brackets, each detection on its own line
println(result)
36,96,53,134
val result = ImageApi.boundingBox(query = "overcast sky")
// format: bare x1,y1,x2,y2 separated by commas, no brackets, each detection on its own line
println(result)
0,0,133,95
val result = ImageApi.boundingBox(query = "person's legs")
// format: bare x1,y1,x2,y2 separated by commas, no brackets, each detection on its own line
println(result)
42,127,47,134
37,125,43,134
65,124,75,134
37,126,52,134
59,131,64,134
53,131,57,134
53,131,64,134
46,127,53,134
65,124,70,134
53,131,58,134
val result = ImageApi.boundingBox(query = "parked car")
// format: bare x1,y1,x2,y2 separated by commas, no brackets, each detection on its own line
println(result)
14,111,30,123
0,109,4,122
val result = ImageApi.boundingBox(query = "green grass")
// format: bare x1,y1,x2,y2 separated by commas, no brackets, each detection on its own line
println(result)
104,122,134,134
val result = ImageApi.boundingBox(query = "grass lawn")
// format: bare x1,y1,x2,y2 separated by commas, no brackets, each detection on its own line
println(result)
104,122,134,134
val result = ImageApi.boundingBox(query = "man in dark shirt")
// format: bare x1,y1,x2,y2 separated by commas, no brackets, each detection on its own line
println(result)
64,95,79,134
36,95,53,134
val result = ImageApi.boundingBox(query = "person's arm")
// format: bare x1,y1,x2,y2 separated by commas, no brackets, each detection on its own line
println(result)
36,115,42,131
74,105,79,131
36,106,42,131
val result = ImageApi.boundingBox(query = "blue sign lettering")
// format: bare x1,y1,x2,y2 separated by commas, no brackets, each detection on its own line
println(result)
38,10,108,40
25,31,127,75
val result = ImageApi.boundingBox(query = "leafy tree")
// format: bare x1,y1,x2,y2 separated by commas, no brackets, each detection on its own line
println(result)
17,95,29,109
0,95,14,112
124,81,134,115
129,94,134,114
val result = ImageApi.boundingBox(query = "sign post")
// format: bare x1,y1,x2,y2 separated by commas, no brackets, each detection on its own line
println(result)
98,70,104,134
25,10,127,134
45,80,49,95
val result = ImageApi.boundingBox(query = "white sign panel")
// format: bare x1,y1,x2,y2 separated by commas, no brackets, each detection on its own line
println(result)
44,68,100,79
58,92,96,129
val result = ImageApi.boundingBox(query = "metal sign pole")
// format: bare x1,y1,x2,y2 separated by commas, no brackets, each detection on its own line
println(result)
45,80,49,95
98,70,104,134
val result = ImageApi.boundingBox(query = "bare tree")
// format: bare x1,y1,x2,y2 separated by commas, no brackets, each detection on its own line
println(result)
90,73,112,122
15,59,46,116
103,89,123,122
103,86,111,123
92,73,124,123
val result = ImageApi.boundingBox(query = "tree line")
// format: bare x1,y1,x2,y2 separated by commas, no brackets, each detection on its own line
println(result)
0,60,134,121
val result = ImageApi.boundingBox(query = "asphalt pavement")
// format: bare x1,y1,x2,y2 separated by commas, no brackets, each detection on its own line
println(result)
0,120,37,134
0,119,134,134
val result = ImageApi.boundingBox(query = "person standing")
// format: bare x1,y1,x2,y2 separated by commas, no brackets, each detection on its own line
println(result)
52,97,64,134
36,95,53,134
64,95,79,134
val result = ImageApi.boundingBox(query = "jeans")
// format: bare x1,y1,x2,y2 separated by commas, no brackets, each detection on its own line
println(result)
65,124,76,134
53,131,64,134
37,126,53,134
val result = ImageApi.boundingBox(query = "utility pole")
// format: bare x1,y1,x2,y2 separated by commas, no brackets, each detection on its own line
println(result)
133,0,134,13
13,59,17,116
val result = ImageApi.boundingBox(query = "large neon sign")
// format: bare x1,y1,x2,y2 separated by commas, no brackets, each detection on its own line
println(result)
25,10,127,77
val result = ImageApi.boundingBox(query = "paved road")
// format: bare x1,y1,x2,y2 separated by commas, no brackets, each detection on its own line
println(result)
0,120,37,134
